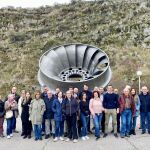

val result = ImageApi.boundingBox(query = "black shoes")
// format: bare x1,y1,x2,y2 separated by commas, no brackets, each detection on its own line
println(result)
28,135,31,139
45,135,50,139
114,133,118,138
23,135,28,139
132,130,136,135
141,131,146,134
96,136,100,141
103,134,108,138
21,133,25,136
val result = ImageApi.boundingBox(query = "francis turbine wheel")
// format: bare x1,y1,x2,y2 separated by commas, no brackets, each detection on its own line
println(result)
38,43,112,92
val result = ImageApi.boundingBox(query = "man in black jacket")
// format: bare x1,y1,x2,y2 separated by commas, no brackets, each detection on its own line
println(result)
44,90,55,139
139,86,150,134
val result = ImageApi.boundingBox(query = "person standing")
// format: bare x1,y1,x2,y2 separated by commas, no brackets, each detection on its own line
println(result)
130,88,140,135
30,91,45,141
80,92,90,140
119,88,135,138
0,95,5,137
5,94,18,139
18,90,26,136
89,91,104,140
21,92,32,139
62,91,79,143
40,85,49,134
7,86,20,133
79,84,92,133
114,88,120,133
99,87,105,133
44,90,55,139
103,85,119,138
139,86,150,134
52,91,65,142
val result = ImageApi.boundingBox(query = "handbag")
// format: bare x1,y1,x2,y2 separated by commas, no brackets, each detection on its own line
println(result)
5,110,13,119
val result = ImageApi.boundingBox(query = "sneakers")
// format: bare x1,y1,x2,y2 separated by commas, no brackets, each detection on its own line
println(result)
59,137,64,141
53,137,59,142
85,136,90,140
10,134,13,137
81,137,86,141
65,138,70,142
7,135,11,139
73,139,78,143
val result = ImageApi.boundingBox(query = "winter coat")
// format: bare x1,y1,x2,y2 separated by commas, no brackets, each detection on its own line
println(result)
62,98,79,116
52,98,65,121
118,94,136,116
0,100,5,118
29,99,45,125
139,92,150,113
21,98,32,123
44,96,54,119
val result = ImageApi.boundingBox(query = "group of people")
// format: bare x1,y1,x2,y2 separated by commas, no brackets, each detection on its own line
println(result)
0,84,150,143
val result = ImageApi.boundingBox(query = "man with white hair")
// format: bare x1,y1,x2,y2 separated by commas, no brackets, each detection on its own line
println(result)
119,88,135,138
139,86,150,134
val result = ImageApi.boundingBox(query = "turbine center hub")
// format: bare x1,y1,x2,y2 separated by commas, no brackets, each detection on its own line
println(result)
59,68,90,82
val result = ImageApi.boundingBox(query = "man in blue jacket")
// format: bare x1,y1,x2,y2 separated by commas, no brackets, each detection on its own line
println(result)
139,86,150,134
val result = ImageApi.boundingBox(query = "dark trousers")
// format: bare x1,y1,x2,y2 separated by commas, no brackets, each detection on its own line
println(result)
66,113,78,140
141,112,150,133
42,117,45,132
22,120,32,136
117,113,120,132
101,112,105,133
0,117,4,135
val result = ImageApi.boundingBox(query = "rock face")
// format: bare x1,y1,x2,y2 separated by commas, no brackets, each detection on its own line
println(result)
0,0,150,95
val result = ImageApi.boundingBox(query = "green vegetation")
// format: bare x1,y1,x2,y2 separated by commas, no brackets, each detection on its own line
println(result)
0,0,150,95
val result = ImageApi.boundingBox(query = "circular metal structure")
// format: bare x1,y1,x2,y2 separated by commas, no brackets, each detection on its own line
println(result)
38,43,112,92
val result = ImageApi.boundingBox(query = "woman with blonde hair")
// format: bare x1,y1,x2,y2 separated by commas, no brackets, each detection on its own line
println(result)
30,91,45,141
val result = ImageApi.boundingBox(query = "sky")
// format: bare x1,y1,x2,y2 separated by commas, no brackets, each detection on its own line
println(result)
0,0,92,8
0,0,71,8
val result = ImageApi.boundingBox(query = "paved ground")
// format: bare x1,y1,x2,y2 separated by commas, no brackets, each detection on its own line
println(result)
0,117,150,150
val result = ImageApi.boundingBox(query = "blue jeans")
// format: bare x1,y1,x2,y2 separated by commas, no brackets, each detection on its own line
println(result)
34,124,42,139
93,113,103,138
121,109,132,136
130,116,137,130
55,120,64,137
6,117,15,135
80,113,89,137
141,112,150,132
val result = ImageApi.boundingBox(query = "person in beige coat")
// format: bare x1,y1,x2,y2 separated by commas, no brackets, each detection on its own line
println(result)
29,91,45,141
